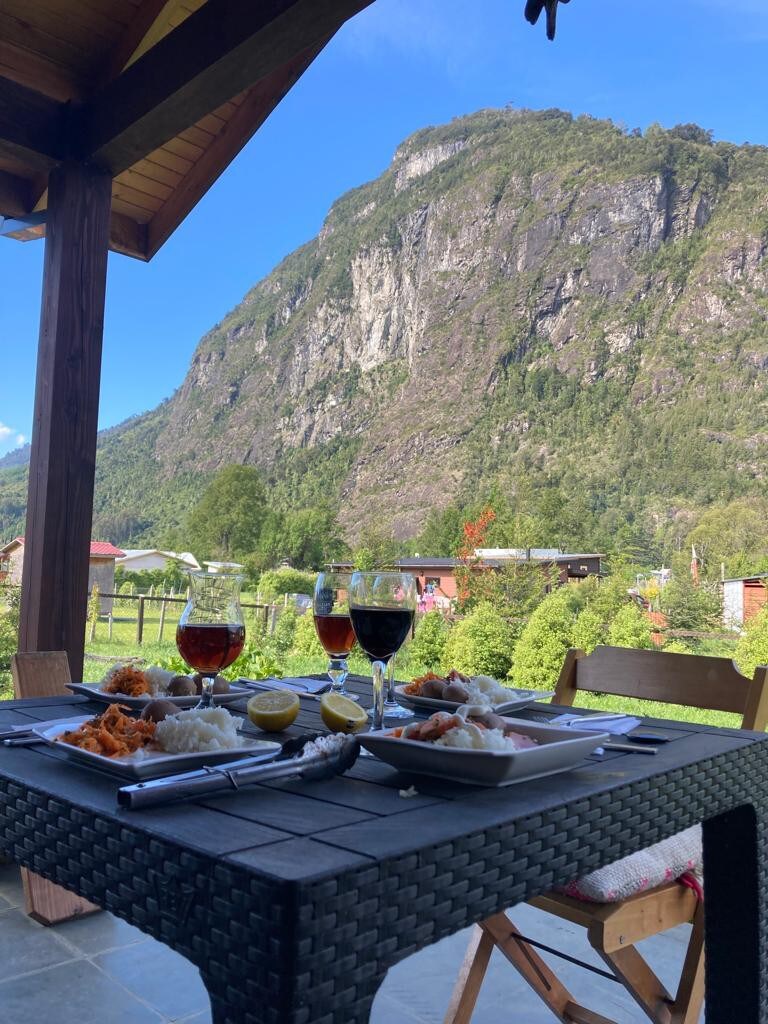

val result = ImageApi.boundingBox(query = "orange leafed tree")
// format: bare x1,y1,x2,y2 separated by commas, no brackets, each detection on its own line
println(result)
455,506,496,609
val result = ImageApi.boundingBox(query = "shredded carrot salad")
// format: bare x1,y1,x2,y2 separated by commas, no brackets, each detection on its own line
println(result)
57,704,156,758
403,671,445,696
101,665,150,697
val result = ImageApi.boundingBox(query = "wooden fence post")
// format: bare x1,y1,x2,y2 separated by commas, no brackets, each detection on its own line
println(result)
157,596,167,642
136,595,145,644
268,605,278,635
108,613,113,641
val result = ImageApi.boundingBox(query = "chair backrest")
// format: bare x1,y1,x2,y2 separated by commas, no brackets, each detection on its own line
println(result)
11,651,72,699
554,645,768,730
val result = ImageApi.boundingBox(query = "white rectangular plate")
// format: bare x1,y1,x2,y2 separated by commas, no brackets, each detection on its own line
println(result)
393,685,554,715
67,682,251,710
358,718,609,787
33,716,281,780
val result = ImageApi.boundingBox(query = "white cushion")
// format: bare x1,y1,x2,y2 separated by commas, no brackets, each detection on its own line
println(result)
560,825,702,903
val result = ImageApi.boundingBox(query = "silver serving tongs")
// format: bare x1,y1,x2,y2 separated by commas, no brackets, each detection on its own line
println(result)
117,733,360,810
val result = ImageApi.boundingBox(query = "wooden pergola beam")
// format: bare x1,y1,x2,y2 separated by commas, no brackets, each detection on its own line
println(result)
75,0,373,175
147,38,328,257
0,169,34,218
0,77,68,168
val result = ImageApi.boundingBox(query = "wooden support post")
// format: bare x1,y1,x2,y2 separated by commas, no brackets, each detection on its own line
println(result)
157,595,167,642
136,595,145,644
108,613,113,640
18,160,111,682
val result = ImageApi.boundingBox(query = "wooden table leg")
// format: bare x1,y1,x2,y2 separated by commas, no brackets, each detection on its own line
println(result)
703,801,767,1022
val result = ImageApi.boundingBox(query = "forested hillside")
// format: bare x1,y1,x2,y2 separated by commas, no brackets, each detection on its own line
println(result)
2,108,768,575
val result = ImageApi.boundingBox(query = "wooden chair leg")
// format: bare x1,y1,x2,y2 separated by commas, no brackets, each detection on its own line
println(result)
21,868,100,926
596,945,672,1024
444,925,495,1024
481,913,617,1024
670,903,705,1024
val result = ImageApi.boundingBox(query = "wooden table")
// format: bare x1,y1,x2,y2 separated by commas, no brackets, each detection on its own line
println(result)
1,678,767,1023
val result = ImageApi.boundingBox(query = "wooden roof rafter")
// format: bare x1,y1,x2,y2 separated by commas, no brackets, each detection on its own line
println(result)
0,0,373,260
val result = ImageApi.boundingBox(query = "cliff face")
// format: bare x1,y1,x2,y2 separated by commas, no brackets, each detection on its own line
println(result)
2,109,768,548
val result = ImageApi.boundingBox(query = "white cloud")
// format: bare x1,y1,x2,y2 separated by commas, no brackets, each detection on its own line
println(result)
0,422,27,455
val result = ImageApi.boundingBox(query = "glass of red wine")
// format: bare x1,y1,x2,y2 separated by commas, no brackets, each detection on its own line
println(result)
313,572,357,699
348,571,416,730
176,570,245,709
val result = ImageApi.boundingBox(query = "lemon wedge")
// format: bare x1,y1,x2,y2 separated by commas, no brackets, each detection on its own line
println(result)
320,692,368,734
247,690,300,732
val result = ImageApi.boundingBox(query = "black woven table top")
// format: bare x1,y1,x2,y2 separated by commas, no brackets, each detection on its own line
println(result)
2,677,768,1024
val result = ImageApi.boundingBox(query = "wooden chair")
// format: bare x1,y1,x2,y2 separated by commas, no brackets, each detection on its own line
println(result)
445,645,768,1024
11,652,101,925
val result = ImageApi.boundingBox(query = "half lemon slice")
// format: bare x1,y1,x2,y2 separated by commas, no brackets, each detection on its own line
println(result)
320,692,368,734
247,690,300,732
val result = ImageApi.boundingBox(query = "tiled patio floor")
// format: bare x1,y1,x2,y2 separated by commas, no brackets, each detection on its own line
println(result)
0,862,698,1024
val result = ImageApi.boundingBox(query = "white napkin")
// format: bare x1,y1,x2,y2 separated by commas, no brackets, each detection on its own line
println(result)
240,676,330,695
550,713,642,735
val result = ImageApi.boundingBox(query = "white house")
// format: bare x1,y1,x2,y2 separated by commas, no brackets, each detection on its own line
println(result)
116,549,201,573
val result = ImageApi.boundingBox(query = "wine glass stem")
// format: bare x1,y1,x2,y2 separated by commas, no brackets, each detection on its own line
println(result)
328,658,349,693
385,657,397,705
371,661,386,730
198,674,215,709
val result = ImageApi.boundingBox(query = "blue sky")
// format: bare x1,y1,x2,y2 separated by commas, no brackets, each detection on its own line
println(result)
1,0,766,456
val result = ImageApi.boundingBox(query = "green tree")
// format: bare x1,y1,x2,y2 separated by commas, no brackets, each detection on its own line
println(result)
606,605,652,649
442,602,516,679
686,499,768,578
352,527,402,570
186,465,267,560
735,607,768,679
660,576,721,630
410,611,450,670
415,504,466,556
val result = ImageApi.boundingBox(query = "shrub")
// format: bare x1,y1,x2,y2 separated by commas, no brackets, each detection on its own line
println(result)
291,612,326,660
0,583,20,698
736,606,768,679
258,568,316,601
512,587,576,689
271,607,298,657
442,602,515,679
410,611,450,670
571,608,604,654
606,605,653,649
662,639,694,655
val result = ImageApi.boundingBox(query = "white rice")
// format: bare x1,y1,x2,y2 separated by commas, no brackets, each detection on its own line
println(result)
155,707,243,753
465,675,511,706
144,666,177,695
435,723,513,751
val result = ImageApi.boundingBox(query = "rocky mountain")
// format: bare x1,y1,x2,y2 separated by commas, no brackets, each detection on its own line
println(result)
2,108,768,557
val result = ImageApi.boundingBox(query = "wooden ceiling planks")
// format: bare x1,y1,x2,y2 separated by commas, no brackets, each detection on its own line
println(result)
0,0,374,259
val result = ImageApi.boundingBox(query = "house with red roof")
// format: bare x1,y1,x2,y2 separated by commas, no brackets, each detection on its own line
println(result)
0,537,125,613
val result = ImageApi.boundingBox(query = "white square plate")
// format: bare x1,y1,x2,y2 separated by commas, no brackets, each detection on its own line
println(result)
358,718,609,787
